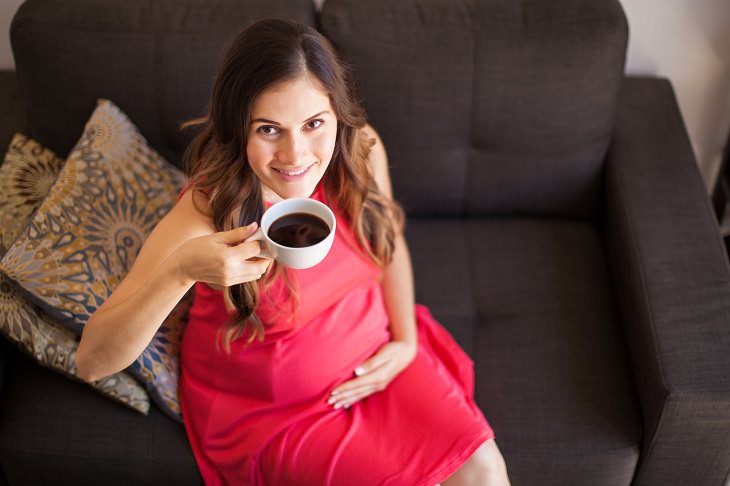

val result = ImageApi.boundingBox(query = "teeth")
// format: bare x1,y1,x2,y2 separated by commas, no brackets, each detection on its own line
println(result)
276,166,308,176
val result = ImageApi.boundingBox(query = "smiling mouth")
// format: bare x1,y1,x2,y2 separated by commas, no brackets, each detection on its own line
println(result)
272,164,314,177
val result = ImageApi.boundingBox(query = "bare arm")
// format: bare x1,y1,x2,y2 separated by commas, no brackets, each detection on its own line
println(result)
75,189,270,382
363,124,418,347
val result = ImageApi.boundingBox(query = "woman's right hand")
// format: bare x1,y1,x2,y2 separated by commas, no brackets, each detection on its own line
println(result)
174,222,272,287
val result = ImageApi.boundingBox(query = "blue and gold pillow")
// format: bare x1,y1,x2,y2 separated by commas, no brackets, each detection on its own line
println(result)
0,100,190,421
0,132,150,414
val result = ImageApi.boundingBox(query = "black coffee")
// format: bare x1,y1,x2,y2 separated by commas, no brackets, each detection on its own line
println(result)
267,212,330,248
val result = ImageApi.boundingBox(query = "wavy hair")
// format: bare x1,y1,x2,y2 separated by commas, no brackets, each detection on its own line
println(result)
179,18,404,354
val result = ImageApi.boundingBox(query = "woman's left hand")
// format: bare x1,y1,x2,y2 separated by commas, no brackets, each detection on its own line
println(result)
328,340,417,410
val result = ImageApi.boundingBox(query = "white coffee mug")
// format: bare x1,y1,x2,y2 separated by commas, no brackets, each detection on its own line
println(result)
243,197,336,269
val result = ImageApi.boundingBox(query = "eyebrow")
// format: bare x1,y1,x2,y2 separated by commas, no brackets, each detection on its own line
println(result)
250,111,330,126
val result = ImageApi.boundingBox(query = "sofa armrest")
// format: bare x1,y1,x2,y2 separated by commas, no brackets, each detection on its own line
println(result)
0,70,28,158
603,76,730,485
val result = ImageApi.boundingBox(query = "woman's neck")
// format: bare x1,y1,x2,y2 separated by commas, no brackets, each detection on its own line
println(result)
262,184,284,205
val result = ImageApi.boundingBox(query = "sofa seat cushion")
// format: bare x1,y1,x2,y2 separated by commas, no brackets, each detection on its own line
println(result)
0,343,201,486
405,218,642,485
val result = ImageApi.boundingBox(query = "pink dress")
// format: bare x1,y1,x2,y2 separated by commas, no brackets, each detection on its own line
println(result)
178,179,495,485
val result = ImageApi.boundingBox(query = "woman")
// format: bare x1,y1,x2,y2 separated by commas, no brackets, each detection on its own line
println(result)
76,18,510,486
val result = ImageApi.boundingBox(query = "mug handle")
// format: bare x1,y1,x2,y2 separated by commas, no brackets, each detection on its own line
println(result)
243,227,276,260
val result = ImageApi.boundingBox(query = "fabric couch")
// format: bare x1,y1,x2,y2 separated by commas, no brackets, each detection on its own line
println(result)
1,0,729,485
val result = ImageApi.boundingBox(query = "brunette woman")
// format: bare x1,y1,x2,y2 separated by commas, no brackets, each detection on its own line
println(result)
77,18,510,486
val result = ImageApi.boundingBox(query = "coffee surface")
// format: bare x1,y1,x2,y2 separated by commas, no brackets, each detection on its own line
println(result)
268,212,330,248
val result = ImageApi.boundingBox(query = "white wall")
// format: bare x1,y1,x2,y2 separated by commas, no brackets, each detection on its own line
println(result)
0,0,23,69
620,0,730,192
1,0,729,192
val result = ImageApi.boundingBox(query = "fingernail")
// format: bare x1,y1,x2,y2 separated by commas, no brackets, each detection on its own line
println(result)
334,402,342,409
330,390,340,396
327,397,336,405
354,366,365,376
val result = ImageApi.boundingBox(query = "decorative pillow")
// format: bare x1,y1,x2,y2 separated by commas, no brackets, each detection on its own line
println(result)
138,287,194,421
0,133,150,414
0,100,190,421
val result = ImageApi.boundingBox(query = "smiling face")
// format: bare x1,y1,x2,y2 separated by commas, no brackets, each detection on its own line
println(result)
247,74,338,201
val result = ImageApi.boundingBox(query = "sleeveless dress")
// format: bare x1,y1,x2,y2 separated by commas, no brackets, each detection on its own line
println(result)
177,179,495,485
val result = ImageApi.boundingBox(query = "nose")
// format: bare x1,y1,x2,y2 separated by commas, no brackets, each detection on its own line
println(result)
276,132,308,167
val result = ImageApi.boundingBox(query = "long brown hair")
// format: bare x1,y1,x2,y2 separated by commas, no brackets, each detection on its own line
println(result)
179,18,404,354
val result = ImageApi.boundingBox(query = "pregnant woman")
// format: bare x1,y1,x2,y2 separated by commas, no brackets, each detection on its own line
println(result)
78,18,510,486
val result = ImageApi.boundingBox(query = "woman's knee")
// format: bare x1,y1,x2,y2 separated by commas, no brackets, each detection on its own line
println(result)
443,438,510,485
470,439,509,480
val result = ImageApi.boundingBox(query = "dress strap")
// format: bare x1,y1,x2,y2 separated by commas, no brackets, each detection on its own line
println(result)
177,176,210,203
177,178,193,203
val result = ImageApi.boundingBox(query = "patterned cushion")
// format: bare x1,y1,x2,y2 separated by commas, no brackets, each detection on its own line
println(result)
0,133,150,414
0,100,190,421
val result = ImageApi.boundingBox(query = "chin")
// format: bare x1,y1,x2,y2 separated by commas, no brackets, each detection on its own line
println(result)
272,180,320,199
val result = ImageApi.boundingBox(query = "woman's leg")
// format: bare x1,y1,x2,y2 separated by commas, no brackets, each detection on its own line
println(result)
441,439,511,486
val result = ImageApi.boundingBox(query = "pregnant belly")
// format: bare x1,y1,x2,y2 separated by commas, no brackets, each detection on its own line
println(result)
202,284,391,405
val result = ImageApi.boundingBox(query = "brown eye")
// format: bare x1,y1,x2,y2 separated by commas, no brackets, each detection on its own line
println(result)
257,125,279,136
306,119,323,130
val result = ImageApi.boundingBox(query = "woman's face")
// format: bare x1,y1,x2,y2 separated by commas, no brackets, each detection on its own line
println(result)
247,75,337,201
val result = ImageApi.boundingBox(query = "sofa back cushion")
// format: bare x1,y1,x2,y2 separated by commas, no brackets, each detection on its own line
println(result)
320,0,628,219
10,0,316,169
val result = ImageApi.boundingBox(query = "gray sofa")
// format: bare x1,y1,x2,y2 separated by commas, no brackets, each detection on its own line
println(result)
1,0,729,485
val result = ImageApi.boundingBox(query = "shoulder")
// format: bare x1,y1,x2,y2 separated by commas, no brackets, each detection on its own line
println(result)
360,123,392,199
94,185,217,314
360,123,383,152
361,122,378,140
168,187,216,235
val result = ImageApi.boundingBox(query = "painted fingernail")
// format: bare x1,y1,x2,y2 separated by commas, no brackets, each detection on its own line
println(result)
327,397,336,405
354,366,365,376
